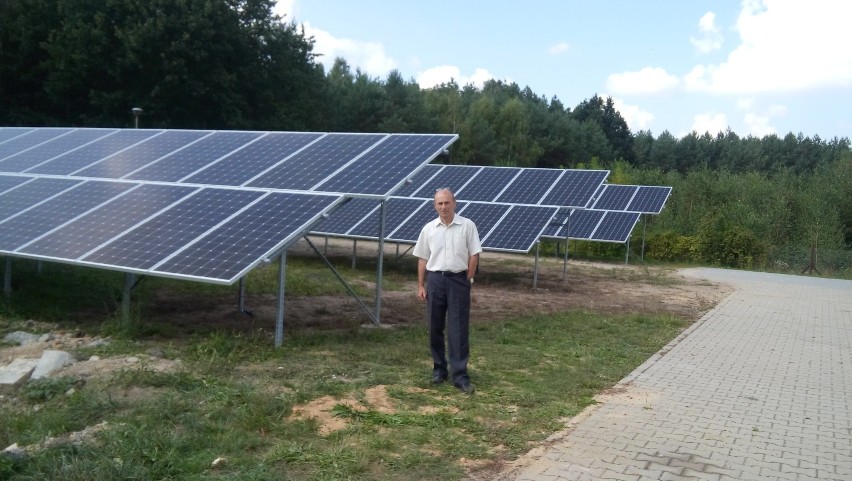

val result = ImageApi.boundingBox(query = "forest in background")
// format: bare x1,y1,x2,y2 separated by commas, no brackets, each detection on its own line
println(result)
1,0,850,274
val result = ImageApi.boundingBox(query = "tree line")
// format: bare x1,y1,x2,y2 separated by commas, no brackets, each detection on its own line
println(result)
1,0,850,268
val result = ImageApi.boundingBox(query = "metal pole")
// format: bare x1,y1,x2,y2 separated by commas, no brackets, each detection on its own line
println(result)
641,215,647,262
122,272,134,323
562,235,569,280
625,238,630,264
275,250,287,347
351,239,357,269
533,241,540,289
3,257,11,297
374,200,387,325
324,235,328,255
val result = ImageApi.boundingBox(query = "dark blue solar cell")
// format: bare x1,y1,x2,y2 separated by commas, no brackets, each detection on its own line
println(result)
392,165,441,197
409,165,481,198
185,132,322,186
389,200,440,242
83,188,263,270
457,202,511,241
20,184,197,260
481,205,557,252
317,134,456,195
0,129,117,173
0,128,34,144
75,130,209,179
456,167,522,202
542,170,609,208
566,210,605,239
591,211,640,242
127,131,264,182
0,181,135,252
627,186,672,214
311,198,380,235
248,133,386,190
152,192,340,283
591,184,638,211
28,129,161,175
496,169,562,205
0,128,73,162
0,175,29,195
541,208,572,237
348,197,425,238
0,177,82,222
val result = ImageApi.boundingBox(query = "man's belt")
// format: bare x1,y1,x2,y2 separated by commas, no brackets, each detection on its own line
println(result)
430,270,467,277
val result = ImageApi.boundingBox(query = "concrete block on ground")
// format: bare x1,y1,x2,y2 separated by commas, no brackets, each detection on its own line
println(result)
3,331,40,346
31,350,76,379
0,359,39,392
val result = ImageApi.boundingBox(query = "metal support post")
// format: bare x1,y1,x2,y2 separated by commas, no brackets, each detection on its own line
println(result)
324,235,328,255
562,235,570,280
3,257,11,297
37,260,43,275
351,239,357,269
624,238,631,264
237,277,252,316
374,200,387,325
122,272,134,323
533,241,541,289
274,250,287,347
640,215,647,262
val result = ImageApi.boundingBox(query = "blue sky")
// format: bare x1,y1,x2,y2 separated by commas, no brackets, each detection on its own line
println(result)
275,1,852,140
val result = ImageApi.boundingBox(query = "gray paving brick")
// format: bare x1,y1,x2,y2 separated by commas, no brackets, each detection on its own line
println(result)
492,270,852,481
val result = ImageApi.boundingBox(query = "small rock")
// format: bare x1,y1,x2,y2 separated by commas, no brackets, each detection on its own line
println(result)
38,333,54,343
147,348,165,358
126,357,139,364
211,456,227,468
89,355,101,362
1,443,27,461
86,338,108,348
66,387,76,396
3,331,39,346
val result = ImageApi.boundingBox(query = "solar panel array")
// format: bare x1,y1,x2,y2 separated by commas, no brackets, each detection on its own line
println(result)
314,164,672,250
0,127,457,284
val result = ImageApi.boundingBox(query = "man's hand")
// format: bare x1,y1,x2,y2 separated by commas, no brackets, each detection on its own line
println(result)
417,285,427,301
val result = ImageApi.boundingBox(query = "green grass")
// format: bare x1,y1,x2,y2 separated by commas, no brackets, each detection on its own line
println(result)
0,255,691,480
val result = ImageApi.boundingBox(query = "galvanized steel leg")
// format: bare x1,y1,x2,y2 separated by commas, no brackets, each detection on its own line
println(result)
3,257,11,297
275,250,287,347
374,200,386,325
351,239,357,269
122,272,134,323
533,241,540,289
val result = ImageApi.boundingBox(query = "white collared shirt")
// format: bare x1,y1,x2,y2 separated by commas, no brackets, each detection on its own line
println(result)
413,213,482,272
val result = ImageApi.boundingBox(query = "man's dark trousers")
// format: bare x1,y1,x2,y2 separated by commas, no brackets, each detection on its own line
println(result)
427,271,471,384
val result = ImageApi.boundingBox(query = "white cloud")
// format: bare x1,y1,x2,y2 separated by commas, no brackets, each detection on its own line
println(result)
272,0,298,19
690,12,723,54
692,112,729,136
743,112,775,136
606,67,680,95
416,66,495,89
301,22,397,77
684,0,852,93
549,42,570,55
610,97,655,131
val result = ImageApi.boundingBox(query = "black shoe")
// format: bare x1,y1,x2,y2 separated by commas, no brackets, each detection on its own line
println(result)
431,373,447,384
454,380,475,394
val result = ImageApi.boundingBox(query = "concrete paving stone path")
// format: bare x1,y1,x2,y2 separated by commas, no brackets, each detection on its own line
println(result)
494,268,852,481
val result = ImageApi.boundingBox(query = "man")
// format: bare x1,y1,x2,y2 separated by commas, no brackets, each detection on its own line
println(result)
413,188,482,394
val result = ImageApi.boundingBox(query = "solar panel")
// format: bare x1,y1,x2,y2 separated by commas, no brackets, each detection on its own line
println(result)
408,165,480,198
74,130,210,179
495,169,562,204
316,134,457,195
591,211,640,243
82,188,264,270
541,207,571,238
18,184,198,260
348,197,425,238
542,170,610,208
151,192,340,283
0,177,82,222
0,129,117,173
311,198,380,236
184,132,322,186
388,200,440,242
627,186,672,214
126,131,264,182
0,128,34,144
0,128,73,161
0,181,135,252
247,133,386,190
565,209,605,239
0,175,30,195
455,202,508,241
456,167,521,201
481,205,557,252
27,129,161,175
592,184,638,210
393,164,441,197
